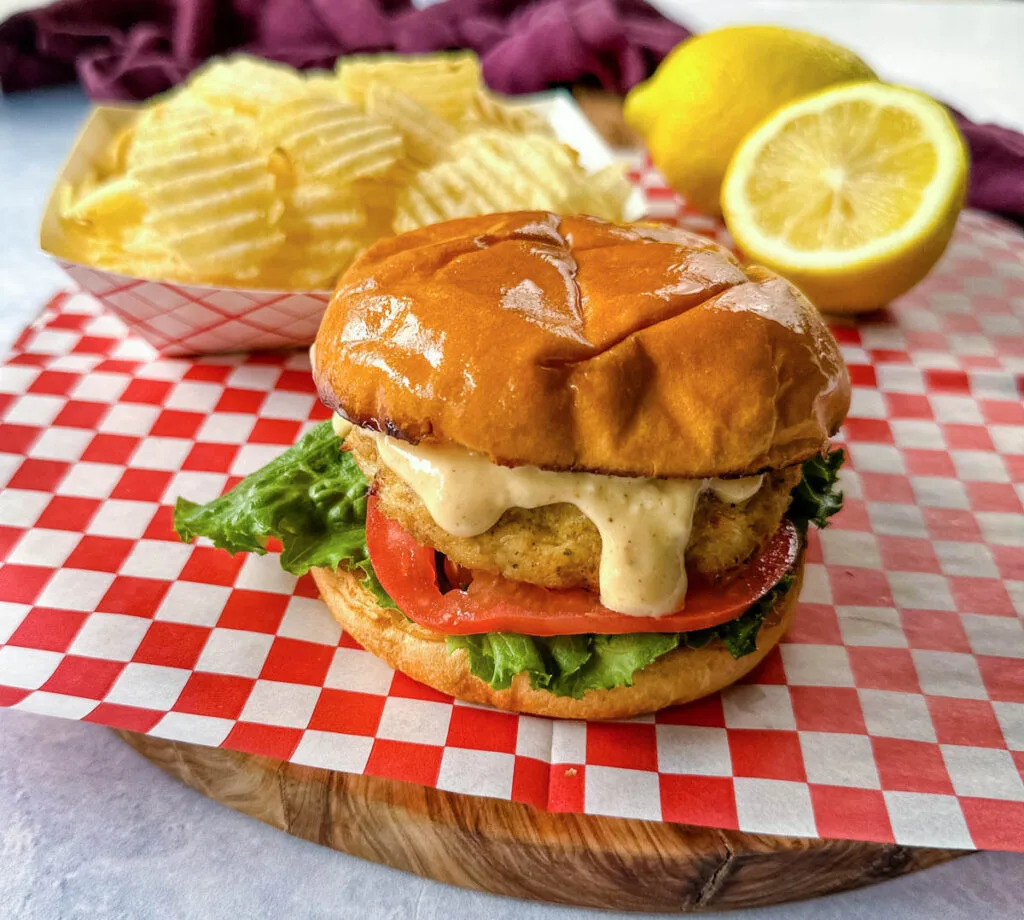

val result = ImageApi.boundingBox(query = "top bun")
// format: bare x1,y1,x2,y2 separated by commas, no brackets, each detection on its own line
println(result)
314,212,850,479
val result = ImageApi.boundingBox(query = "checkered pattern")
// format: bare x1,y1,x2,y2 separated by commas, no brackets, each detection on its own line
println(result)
57,261,330,357
3,165,1024,853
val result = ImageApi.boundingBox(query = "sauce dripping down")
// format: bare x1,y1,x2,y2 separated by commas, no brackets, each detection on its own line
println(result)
371,431,762,617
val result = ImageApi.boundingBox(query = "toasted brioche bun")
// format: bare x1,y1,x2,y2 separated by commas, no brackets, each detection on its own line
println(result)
310,558,803,720
314,212,850,479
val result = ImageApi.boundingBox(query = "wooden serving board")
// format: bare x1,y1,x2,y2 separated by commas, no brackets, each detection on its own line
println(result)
115,730,965,912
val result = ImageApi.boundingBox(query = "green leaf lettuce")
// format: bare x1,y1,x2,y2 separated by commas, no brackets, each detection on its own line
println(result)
174,424,845,698
173,421,392,606
446,575,796,699
789,447,845,534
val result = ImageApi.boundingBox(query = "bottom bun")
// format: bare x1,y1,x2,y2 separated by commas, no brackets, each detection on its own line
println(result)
310,559,804,721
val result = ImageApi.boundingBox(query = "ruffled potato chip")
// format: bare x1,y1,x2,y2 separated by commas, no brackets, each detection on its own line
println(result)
462,90,554,136
394,131,583,233
337,52,481,121
364,85,458,169
129,106,285,279
56,51,628,291
182,55,306,116
259,96,403,183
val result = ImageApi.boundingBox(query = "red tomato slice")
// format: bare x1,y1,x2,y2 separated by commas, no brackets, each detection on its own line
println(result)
365,493,800,636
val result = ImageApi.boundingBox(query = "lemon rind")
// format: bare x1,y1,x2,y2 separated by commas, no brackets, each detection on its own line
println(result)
722,81,967,272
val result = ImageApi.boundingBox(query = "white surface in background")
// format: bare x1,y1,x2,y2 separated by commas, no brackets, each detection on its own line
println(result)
653,0,1024,131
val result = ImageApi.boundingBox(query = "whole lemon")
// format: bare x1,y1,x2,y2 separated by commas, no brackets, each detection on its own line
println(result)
625,26,877,215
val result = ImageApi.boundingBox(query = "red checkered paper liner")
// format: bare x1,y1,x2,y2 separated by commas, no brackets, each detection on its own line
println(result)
2,166,1024,852
56,260,332,356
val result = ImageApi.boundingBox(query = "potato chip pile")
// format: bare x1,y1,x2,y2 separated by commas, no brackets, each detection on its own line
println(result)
58,53,633,291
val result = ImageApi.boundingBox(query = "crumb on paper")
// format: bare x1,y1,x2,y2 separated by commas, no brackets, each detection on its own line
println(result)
565,767,578,778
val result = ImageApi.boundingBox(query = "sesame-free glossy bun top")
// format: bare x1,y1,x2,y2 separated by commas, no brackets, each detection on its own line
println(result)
313,212,850,478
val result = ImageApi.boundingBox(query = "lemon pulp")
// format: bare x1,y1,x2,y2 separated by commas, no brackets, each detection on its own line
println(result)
722,82,968,313
625,26,876,216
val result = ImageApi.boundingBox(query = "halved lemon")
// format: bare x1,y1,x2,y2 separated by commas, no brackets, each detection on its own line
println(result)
721,82,968,313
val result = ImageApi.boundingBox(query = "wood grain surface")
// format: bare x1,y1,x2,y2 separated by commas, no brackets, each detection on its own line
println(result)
115,730,966,912
572,88,641,148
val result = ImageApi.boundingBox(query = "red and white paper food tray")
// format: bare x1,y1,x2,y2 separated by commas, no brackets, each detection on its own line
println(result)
38,95,641,358
4,163,1024,852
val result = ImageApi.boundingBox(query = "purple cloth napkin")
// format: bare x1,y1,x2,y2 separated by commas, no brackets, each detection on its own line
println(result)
1,0,1021,217
953,116,1024,219
0,0,687,98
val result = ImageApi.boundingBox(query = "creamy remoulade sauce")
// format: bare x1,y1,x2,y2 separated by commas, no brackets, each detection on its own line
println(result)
346,419,763,617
